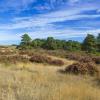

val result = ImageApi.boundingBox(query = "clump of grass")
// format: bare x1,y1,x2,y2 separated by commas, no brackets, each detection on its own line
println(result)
19,50,34,56
0,55,29,65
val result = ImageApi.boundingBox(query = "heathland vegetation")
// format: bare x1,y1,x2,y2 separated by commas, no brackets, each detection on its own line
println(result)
0,33,99,100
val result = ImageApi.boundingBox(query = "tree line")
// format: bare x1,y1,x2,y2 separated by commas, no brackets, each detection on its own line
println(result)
18,33,100,53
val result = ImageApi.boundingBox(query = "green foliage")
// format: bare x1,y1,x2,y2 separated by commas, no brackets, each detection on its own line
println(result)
82,34,97,53
31,39,46,48
97,33,100,52
55,40,63,49
65,40,81,51
21,34,32,44
97,33,100,43
19,34,32,49
18,33,100,54
43,37,57,50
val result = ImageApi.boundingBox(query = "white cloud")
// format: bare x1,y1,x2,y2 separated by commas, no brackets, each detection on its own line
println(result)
0,0,100,44
0,4,100,30
68,0,79,4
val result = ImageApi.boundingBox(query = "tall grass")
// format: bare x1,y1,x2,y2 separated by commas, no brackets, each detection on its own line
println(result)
0,63,100,100
0,48,99,100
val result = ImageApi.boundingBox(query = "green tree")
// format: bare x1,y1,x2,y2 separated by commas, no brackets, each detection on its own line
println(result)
56,40,66,49
97,33,100,51
65,40,81,51
31,39,46,48
82,34,97,53
20,34,32,49
43,37,57,50
21,34,31,44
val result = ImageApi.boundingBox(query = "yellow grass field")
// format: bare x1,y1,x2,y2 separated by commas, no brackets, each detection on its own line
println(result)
0,56,100,100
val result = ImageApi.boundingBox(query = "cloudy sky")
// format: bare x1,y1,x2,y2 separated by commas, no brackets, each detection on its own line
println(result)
0,0,100,44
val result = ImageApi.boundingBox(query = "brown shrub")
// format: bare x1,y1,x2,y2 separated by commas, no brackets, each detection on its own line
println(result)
66,54,94,63
30,54,52,63
30,54,64,66
50,59,64,66
79,56,93,63
65,62,99,76
66,54,81,61
92,57,100,64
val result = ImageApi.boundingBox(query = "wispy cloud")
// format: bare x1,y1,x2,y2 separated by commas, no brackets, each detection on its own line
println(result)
0,0,100,44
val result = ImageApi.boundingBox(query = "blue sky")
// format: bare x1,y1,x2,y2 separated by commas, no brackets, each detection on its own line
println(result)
0,0,100,44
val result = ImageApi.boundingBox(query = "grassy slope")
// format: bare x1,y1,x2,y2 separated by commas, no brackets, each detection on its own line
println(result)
0,56,100,100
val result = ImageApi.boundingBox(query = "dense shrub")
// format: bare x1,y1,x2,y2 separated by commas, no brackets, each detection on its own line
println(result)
65,40,81,51
66,53,94,63
50,59,64,66
30,54,64,66
92,57,100,64
66,53,82,61
66,53,90,62
79,56,93,63
65,62,99,76
30,54,52,63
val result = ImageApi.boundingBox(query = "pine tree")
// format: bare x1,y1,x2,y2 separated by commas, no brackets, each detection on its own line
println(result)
97,33,100,52
82,34,97,52
20,34,32,49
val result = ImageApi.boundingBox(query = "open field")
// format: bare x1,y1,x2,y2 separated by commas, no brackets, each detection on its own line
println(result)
0,0,100,100
0,47,100,100
0,56,100,100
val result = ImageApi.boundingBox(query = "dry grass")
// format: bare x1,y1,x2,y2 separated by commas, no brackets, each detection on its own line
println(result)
0,61,100,100
0,48,99,100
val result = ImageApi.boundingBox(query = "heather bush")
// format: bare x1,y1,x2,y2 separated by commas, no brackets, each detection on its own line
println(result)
65,62,99,76
66,53,100,64
30,54,52,63
92,57,100,64
50,59,64,66
66,53,82,61
79,56,93,63
30,54,64,66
